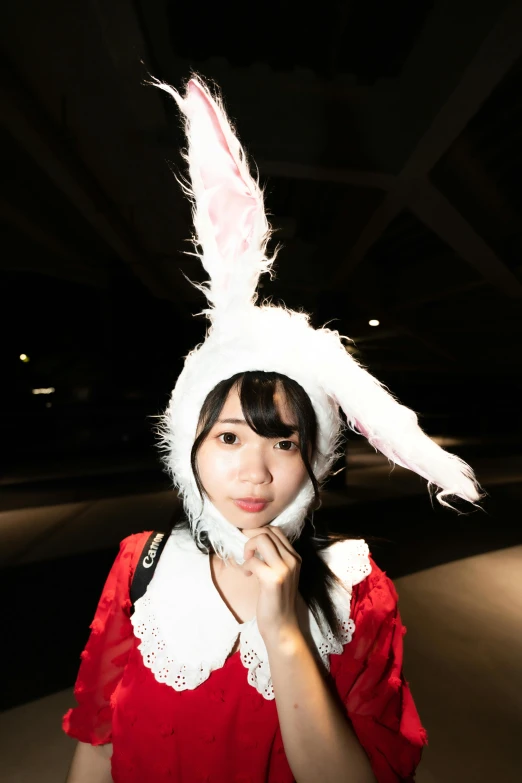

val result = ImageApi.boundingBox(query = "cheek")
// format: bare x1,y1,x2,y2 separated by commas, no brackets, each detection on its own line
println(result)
273,458,309,498
197,443,237,487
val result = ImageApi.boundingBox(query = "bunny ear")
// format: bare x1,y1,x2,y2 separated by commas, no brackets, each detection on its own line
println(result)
150,75,274,313
321,334,484,509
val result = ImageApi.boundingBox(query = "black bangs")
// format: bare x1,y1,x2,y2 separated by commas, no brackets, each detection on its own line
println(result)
239,372,305,441
237,373,319,503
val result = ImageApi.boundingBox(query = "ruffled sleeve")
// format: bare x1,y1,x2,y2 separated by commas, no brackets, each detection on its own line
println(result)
330,556,429,783
62,532,149,745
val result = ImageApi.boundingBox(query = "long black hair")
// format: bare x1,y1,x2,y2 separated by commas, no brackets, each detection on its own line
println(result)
171,370,367,641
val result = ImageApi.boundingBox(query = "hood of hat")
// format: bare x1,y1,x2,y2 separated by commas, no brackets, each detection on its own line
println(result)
160,305,342,507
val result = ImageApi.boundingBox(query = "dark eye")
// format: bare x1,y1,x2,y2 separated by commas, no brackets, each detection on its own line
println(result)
275,440,298,451
219,432,239,445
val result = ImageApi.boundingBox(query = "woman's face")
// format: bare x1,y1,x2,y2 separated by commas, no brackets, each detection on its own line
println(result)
196,384,310,531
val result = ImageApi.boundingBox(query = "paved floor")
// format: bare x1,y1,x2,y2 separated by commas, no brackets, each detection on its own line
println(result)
1,440,521,782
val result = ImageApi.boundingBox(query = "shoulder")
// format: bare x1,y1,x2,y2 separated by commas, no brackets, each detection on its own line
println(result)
320,538,399,614
118,530,154,555
319,537,373,589
87,532,157,620
116,530,156,578
353,551,400,623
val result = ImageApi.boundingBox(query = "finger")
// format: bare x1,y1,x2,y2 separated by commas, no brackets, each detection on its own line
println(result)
244,531,284,568
243,525,294,555
241,551,270,579
242,526,271,538
252,525,301,568
244,531,300,576
266,526,302,562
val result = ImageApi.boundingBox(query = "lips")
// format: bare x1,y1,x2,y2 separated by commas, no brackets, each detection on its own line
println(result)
234,498,270,513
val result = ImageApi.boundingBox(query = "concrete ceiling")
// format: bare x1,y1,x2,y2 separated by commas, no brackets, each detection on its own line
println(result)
1,0,522,382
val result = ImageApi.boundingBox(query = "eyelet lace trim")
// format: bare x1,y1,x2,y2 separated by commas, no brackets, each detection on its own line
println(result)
310,538,372,662
131,534,371,701
133,593,217,691
239,620,275,700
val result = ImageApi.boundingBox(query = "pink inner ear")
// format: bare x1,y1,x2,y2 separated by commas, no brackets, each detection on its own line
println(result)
187,81,259,266
354,419,369,438
354,417,429,479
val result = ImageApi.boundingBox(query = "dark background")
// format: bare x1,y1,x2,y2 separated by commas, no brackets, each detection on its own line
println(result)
1,0,522,710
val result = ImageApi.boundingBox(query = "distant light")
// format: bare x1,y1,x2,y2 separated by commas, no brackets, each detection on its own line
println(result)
369,319,380,327
20,353,30,362
32,387,55,395
45,402,52,408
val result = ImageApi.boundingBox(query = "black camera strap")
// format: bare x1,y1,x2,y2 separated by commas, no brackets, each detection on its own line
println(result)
129,531,169,615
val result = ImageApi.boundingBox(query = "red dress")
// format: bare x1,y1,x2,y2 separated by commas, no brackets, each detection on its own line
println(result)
63,532,428,782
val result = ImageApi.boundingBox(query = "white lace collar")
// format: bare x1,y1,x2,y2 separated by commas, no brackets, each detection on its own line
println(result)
131,529,371,700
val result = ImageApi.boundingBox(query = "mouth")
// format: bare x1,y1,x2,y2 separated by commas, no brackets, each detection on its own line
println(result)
233,498,270,513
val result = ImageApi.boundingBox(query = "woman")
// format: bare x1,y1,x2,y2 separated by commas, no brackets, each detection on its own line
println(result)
63,76,482,783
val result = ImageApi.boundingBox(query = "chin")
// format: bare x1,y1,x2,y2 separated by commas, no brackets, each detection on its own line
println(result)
227,510,276,530
218,499,285,530
233,517,270,530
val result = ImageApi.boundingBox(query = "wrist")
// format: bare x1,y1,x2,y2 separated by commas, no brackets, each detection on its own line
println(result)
262,624,305,657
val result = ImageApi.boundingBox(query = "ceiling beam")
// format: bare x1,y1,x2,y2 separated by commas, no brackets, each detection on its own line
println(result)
401,1,522,178
331,2,522,292
331,183,411,285
0,198,107,287
388,279,487,313
86,1,199,308
257,160,396,190
0,59,188,309
408,180,522,297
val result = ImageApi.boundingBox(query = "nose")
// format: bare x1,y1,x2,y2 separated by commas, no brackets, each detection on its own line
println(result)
238,447,272,485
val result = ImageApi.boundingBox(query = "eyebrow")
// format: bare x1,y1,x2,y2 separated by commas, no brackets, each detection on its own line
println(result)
216,417,298,432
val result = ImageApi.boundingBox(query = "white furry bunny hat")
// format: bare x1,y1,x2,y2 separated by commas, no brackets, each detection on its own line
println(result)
153,75,483,563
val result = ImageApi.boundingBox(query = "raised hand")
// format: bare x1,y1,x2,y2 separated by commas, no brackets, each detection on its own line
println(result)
241,525,303,647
